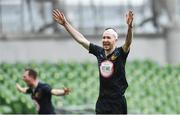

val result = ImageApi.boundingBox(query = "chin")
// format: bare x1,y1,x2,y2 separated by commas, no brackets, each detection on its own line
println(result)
103,46,110,50
104,48,111,52
103,46,108,50
27,83,33,88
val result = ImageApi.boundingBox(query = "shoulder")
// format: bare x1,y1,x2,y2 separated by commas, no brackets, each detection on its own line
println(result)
39,82,51,89
90,43,103,50
38,82,52,94
89,43,103,56
118,46,130,54
89,43,103,52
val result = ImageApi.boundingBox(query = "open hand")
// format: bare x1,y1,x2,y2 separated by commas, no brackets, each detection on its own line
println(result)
126,10,134,28
53,9,67,26
16,83,21,91
63,87,70,95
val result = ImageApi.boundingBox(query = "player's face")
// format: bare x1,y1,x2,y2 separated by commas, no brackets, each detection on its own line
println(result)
102,32,117,51
22,71,33,87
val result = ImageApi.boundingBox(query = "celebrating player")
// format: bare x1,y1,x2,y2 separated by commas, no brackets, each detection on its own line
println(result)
16,68,70,114
53,9,133,114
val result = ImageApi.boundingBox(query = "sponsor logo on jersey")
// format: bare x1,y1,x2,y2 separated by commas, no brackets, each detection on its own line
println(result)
100,60,114,78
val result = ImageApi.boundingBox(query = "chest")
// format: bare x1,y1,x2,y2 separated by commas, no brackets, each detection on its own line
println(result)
31,89,43,101
97,51,124,78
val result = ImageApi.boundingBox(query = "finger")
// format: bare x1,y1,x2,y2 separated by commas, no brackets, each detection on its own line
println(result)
60,12,65,18
57,10,62,17
127,10,132,16
52,9,58,15
128,13,133,19
52,12,57,17
53,9,62,17
52,15,59,21
53,12,64,22
130,18,134,24
58,11,63,18
130,12,133,16
52,13,59,19
52,13,58,20
129,10,133,13
130,11,133,16
53,10,60,17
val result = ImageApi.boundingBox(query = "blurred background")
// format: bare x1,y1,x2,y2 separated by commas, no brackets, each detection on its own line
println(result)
0,0,180,114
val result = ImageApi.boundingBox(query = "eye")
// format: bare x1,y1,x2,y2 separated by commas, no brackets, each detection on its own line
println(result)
103,36,106,39
107,36,111,39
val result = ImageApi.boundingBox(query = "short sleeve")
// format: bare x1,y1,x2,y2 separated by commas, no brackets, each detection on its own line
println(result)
89,43,103,57
119,47,130,61
42,84,52,95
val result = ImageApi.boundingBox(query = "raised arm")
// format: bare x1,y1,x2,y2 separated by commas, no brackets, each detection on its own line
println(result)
51,87,70,96
52,9,90,50
16,83,28,93
122,10,134,53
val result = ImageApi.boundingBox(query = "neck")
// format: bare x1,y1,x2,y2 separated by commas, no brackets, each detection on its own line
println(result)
105,47,116,56
31,80,39,88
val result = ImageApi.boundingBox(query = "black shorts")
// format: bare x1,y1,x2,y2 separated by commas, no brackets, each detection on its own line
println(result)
96,95,127,114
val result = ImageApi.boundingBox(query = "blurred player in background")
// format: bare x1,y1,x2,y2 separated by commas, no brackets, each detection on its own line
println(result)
53,9,133,114
16,68,70,114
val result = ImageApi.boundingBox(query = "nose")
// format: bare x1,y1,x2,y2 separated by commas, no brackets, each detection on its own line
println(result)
103,38,108,42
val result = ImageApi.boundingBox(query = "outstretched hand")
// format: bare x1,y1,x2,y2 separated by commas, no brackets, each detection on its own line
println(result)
63,87,70,95
16,83,20,89
52,9,67,26
16,83,22,92
126,10,134,28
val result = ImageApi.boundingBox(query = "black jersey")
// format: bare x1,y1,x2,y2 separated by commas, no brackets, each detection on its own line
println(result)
26,82,55,114
89,43,129,113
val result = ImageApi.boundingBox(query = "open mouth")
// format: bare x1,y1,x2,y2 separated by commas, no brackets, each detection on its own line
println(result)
103,44,110,48
103,42,110,46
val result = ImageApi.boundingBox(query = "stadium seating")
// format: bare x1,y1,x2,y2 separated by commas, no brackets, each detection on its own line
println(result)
0,60,179,113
